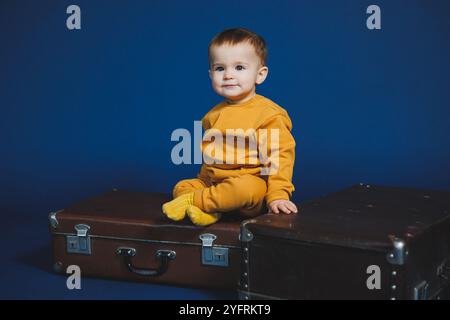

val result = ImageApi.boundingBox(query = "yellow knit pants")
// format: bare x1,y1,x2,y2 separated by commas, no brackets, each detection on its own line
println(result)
173,174,267,217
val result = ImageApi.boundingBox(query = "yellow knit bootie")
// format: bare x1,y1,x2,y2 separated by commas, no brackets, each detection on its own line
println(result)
186,205,222,226
162,193,194,221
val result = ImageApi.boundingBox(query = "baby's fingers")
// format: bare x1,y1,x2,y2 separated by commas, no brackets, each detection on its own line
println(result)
287,202,298,213
270,205,280,214
279,204,292,214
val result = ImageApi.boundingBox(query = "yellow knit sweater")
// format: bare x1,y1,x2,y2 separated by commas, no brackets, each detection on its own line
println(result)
198,94,296,203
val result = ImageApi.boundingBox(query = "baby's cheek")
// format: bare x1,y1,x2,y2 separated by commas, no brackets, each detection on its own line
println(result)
212,82,221,92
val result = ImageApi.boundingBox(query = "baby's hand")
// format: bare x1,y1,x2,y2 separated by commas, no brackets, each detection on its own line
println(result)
268,199,298,214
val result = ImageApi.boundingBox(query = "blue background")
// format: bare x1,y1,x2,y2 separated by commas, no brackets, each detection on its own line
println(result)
1,0,449,299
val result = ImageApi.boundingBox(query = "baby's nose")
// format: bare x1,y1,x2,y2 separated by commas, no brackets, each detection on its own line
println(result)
223,70,234,79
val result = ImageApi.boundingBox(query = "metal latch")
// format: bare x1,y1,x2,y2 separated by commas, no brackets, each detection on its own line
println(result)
66,224,92,255
413,281,429,300
199,233,229,267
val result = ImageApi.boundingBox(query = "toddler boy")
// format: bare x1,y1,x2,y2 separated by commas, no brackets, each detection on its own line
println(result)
162,28,297,226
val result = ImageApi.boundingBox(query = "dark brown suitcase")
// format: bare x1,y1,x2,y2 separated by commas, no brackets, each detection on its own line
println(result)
239,184,450,300
48,189,242,289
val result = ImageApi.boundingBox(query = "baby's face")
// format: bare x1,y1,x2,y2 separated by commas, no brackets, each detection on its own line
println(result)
209,42,268,104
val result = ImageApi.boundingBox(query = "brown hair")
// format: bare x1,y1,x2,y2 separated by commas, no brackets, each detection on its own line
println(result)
208,28,267,67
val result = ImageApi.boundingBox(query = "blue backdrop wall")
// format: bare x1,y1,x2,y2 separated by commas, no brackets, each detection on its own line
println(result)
1,0,450,221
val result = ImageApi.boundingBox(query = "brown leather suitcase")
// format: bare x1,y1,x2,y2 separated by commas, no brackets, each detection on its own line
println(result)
239,184,450,299
48,189,242,289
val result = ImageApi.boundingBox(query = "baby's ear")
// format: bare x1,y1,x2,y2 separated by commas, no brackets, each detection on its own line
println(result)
256,66,269,85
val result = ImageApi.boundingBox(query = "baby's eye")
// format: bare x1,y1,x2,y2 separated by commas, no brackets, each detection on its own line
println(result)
236,65,245,71
214,66,224,71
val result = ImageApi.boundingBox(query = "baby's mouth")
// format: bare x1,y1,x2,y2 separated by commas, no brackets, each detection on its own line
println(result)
222,84,239,88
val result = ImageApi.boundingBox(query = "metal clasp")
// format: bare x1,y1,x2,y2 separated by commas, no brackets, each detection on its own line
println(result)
413,281,429,300
199,233,229,267
66,224,92,255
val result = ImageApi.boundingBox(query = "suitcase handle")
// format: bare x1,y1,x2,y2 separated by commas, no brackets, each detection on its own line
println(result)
116,247,176,277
